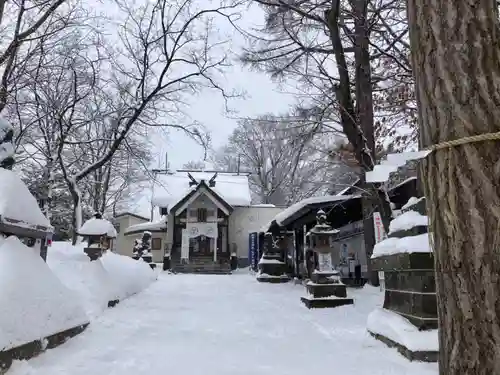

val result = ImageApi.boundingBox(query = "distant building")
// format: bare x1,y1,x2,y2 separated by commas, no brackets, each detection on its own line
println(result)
113,171,282,271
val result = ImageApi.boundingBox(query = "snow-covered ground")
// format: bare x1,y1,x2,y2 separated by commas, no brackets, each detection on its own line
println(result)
8,274,438,375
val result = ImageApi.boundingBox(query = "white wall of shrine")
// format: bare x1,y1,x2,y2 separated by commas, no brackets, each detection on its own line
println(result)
228,206,283,263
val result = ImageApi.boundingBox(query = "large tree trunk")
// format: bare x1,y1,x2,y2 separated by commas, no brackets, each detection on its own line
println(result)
406,1,500,373
68,179,83,245
327,0,390,285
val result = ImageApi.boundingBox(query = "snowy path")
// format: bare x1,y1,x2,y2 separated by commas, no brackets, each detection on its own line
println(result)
10,273,438,375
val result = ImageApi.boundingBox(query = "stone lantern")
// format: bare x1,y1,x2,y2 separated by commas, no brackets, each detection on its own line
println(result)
256,232,290,283
301,210,354,308
79,213,117,261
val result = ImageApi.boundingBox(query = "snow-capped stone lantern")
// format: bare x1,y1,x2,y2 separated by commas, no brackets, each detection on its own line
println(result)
0,116,53,261
79,213,117,261
300,210,354,308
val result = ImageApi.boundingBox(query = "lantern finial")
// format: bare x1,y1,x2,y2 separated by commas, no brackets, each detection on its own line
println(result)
316,209,327,226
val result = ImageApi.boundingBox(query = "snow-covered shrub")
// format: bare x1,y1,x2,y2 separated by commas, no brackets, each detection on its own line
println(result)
132,232,152,263
0,236,88,351
0,116,14,169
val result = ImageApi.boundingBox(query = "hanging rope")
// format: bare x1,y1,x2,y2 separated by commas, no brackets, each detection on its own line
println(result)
426,131,500,152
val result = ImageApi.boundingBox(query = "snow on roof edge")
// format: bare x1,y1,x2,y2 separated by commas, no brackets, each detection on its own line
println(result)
274,194,360,226
124,217,167,235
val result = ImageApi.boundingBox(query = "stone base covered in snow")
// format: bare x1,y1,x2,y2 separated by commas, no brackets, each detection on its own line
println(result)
369,196,437,362
256,272,290,283
367,308,438,362
301,295,354,309
301,271,354,309
0,323,89,372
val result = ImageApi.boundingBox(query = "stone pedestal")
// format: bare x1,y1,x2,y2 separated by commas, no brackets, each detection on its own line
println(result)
368,196,438,362
372,252,437,330
84,247,102,261
301,271,354,308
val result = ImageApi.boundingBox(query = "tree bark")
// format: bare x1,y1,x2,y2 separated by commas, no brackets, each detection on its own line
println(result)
406,1,500,373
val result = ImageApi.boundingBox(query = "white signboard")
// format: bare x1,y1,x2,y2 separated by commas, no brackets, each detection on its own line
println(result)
181,229,189,261
373,212,387,243
373,212,387,290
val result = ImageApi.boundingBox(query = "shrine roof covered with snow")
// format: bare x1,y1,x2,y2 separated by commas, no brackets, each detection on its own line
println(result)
152,171,252,211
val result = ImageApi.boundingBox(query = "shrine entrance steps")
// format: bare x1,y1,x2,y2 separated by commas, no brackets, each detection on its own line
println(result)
171,255,232,275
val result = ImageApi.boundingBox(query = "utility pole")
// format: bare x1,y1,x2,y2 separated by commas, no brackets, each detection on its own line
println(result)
150,152,173,221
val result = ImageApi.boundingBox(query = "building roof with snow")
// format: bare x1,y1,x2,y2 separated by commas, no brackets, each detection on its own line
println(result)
0,169,52,234
124,216,168,236
262,194,362,233
152,171,252,211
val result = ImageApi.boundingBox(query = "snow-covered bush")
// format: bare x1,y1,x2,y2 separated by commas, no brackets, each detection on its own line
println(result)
0,116,14,169
47,241,157,318
132,238,142,259
132,232,152,263
0,236,88,351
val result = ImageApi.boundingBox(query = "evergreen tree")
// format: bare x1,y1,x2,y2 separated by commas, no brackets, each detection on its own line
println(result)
140,232,152,263
0,117,14,170
132,239,143,260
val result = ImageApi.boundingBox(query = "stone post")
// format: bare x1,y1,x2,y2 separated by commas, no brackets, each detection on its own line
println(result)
83,235,104,261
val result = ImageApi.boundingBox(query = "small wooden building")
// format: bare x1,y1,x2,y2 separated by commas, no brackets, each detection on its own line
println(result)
262,178,419,283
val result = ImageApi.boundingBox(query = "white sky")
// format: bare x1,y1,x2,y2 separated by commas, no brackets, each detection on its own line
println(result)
150,3,296,170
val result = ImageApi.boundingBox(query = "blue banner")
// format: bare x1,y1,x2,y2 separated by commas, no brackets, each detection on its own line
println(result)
249,232,258,271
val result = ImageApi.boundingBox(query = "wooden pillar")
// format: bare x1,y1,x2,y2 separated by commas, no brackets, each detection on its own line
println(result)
213,236,217,262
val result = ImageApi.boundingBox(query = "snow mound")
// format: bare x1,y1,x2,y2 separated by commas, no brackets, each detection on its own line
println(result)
366,151,431,183
79,218,117,237
402,197,425,210
0,169,51,228
47,243,120,318
100,251,158,299
0,236,88,351
48,242,157,318
371,233,431,258
389,211,428,233
367,308,438,352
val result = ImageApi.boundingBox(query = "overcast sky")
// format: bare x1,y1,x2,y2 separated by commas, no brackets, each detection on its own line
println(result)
150,3,296,170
